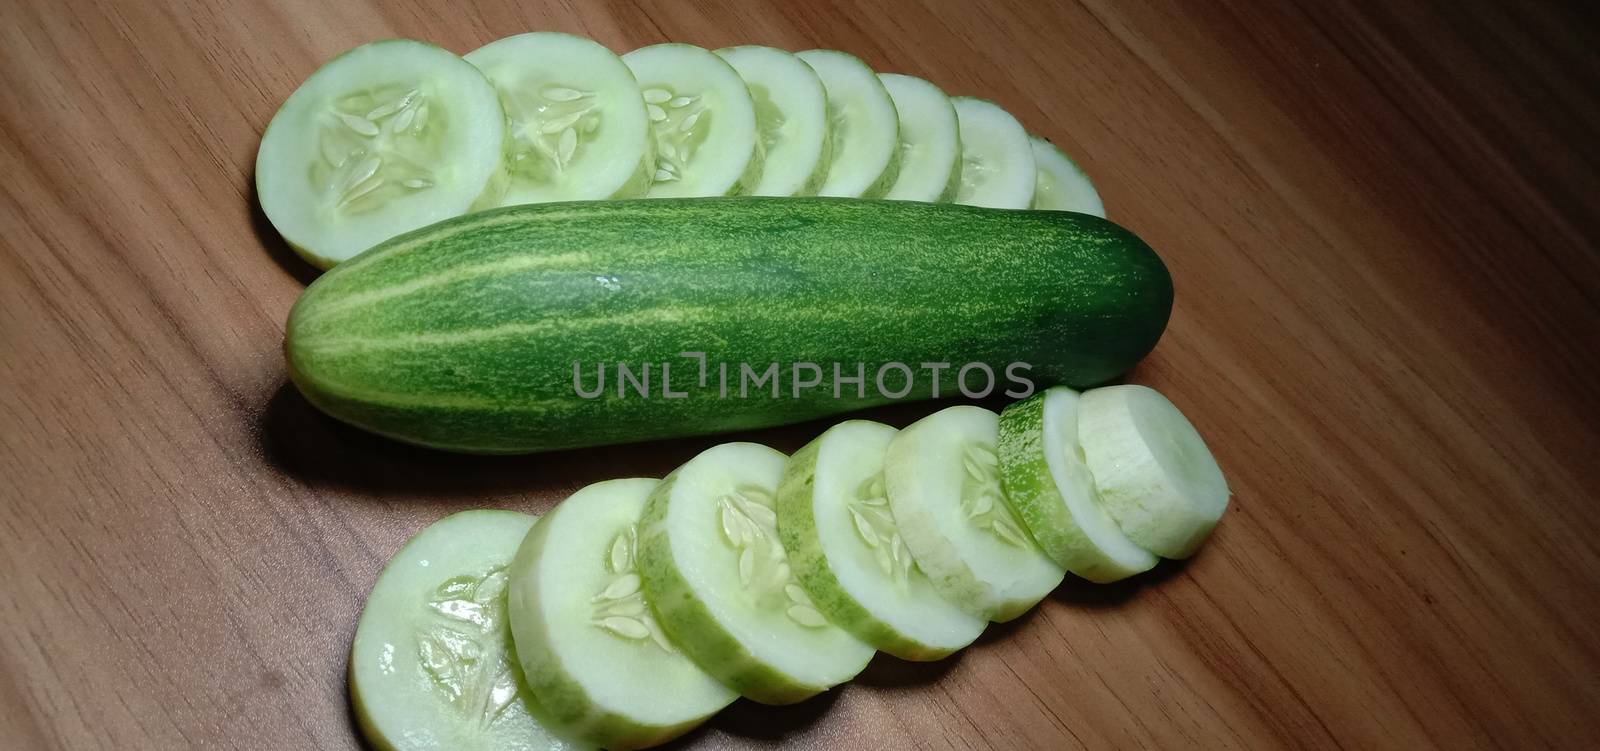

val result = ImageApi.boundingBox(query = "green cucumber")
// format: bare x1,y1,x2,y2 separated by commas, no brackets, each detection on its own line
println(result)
885,406,1065,621
1030,136,1103,217
285,198,1173,454
349,510,584,751
464,32,653,206
953,97,1035,209
506,479,735,749
777,420,986,660
256,39,506,268
997,387,1157,582
715,46,831,196
878,73,961,202
796,50,900,197
637,443,874,704
623,44,759,197
1078,385,1230,559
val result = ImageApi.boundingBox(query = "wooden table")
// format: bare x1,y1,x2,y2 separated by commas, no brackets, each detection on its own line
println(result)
3,1,1597,748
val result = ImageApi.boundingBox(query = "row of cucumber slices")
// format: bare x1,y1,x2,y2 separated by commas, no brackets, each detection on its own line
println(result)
257,33,1105,269
350,385,1228,750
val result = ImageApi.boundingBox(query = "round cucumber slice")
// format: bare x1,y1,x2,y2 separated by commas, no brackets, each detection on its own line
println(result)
1029,136,1104,217
886,406,1065,622
778,421,986,661
464,33,653,207
878,74,960,202
715,46,831,196
622,44,759,197
951,97,1036,209
506,479,735,749
1079,385,1230,559
256,39,505,269
638,443,874,704
795,50,900,198
350,510,584,751
998,388,1158,582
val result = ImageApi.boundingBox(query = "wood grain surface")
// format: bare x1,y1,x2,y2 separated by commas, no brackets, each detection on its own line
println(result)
3,1,1598,748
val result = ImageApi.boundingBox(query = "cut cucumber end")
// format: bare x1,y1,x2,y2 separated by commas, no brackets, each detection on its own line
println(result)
465,32,654,207
778,420,986,661
796,50,900,198
998,388,1158,582
951,97,1036,209
256,39,506,269
623,44,759,198
638,442,874,704
878,73,961,203
716,46,831,197
506,479,735,750
886,407,1065,622
1078,385,1230,559
1029,136,1104,217
349,510,586,751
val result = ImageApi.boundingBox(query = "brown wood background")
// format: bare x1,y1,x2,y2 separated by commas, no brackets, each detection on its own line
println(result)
3,0,1598,748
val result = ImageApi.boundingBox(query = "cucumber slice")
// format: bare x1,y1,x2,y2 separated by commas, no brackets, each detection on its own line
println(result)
715,46,831,196
778,421,986,661
1079,385,1230,559
1029,136,1104,217
951,97,1036,209
795,50,900,198
622,44,759,197
638,443,874,704
464,33,653,207
256,40,505,269
885,406,1065,622
878,74,961,202
506,479,735,749
998,388,1158,582
350,510,584,751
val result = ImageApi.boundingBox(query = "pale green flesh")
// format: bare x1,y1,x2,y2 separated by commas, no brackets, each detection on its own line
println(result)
505,479,735,750
1029,136,1104,217
796,50,900,198
952,97,1036,209
716,46,831,196
638,443,874,704
885,406,1065,622
878,74,961,203
464,33,653,207
256,39,506,269
997,388,1157,582
1079,385,1230,559
623,44,759,198
778,421,985,660
350,510,584,751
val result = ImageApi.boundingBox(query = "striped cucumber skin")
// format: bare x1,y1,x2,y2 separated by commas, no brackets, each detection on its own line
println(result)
286,198,1172,454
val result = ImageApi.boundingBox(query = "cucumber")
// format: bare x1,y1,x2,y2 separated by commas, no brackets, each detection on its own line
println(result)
877,74,961,202
997,388,1157,582
637,443,874,704
795,50,899,197
285,198,1174,454
1078,385,1230,559
885,406,1064,621
622,44,758,197
715,46,831,196
777,421,986,660
256,40,506,269
464,33,653,207
506,479,735,749
1029,136,1104,217
349,510,584,751
952,97,1036,209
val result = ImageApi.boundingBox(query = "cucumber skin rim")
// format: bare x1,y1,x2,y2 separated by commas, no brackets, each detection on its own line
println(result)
635,467,827,705
777,423,969,661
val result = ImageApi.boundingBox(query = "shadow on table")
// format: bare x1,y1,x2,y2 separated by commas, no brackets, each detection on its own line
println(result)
249,175,321,287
